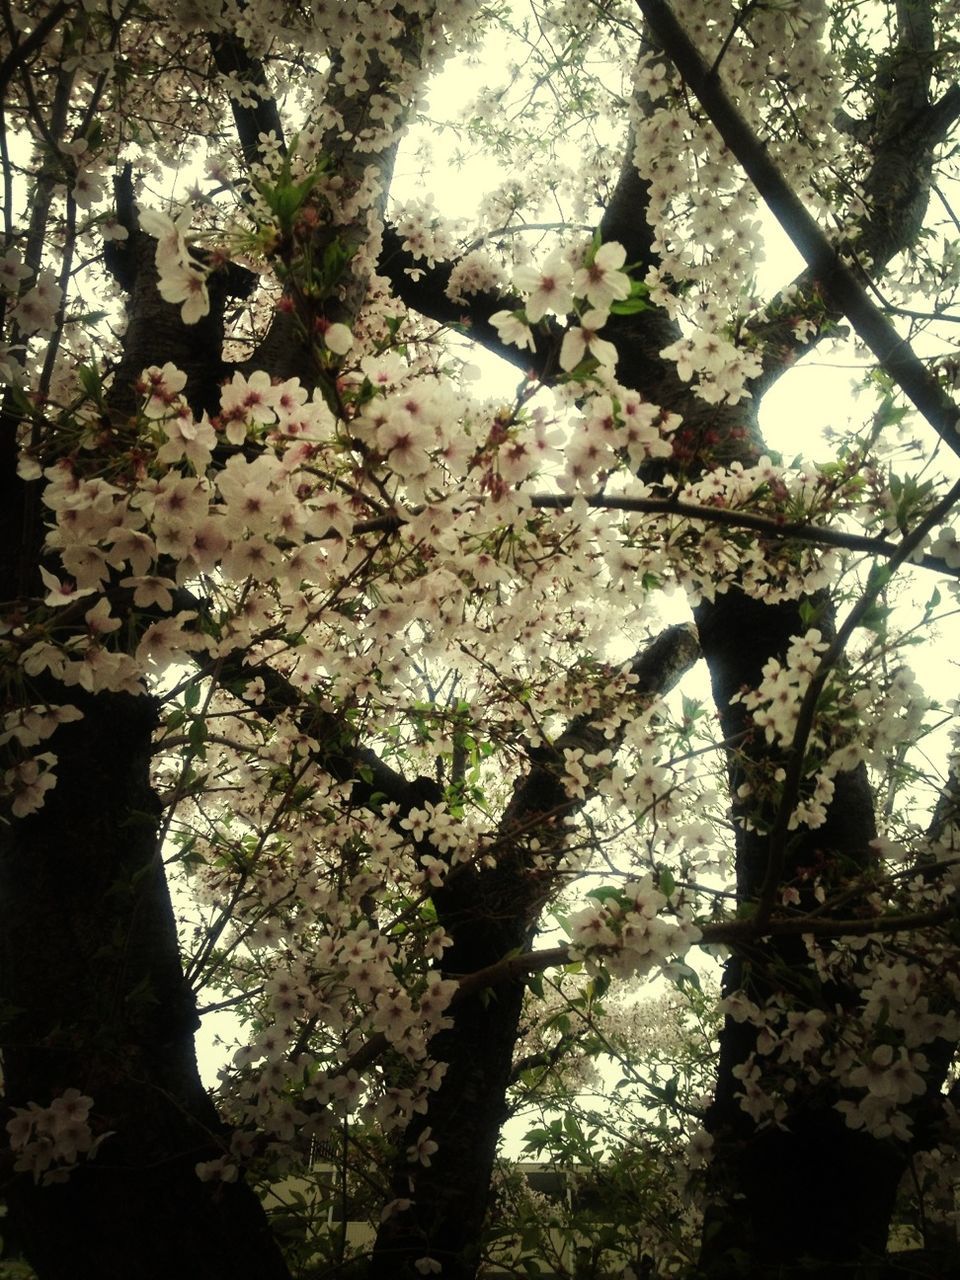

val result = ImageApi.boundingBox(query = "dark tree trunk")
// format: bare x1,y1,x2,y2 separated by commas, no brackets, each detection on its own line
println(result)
0,686,292,1279
368,893,531,1280
0,186,290,1279
368,629,699,1279
692,592,904,1277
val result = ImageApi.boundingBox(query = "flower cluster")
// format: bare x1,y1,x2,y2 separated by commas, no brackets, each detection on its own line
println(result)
660,329,763,406
6,1090,108,1185
1,243,61,378
733,638,936,831
139,207,211,324
629,0,842,333
445,248,506,303
836,1044,930,1141
490,239,632,374
733,628,829,750
568,878,702,980
718,902,960,1139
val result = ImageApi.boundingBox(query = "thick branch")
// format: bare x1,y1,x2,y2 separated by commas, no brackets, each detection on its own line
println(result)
634,0,960,452
501,622,700,842
208,30,287,167
752,5,960,391
379,224,560,376
527,493,960,577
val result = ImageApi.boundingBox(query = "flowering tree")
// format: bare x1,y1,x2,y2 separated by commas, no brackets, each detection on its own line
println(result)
3,0,960,1277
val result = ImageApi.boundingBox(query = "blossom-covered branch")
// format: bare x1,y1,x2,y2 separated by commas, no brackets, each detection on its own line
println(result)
635,0,960,451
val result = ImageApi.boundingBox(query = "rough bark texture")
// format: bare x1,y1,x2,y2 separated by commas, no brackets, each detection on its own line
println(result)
369,887,532,1280
693,590,889,1277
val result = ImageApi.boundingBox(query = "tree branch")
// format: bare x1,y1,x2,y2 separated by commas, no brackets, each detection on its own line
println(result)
324,897,958,1083
526,493,960,578
378,224,560,376
751,3,960,392
351,492,960,579
634,0,960,459
208,29,287,168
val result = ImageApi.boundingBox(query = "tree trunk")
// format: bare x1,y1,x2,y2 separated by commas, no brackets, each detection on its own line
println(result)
0,361,290,1274
0,686,292,1279
369,893,531,1280
693,591,903,1276
369,629,699,1278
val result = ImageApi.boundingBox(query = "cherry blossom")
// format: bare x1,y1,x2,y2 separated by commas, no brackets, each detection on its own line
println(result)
489,309,535,351
573,241,631,311
155,258,210,325
11,271,61,335
323,322,354,355
513,250,575,321
559,308,618,371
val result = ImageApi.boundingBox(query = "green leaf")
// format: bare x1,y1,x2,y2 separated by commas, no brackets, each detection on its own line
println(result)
563,1112,583,1140
858,601,891,634
608,294,650,315
874,395,909,430
680,694,703,722
522,1127,550,1153
671,962,701,992
586,885,623,905
865,563,892,594
798,598,820,627
78,363,103,399
609,281,650,316
587,971,610,1001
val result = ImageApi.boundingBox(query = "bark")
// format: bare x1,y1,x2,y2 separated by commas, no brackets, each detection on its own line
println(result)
368,628,699,1279
0,140,288,1280
368,878,533,1280
692,590,890,1277
0,21,440,1273
104,167,257,420
0,689,292,1280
